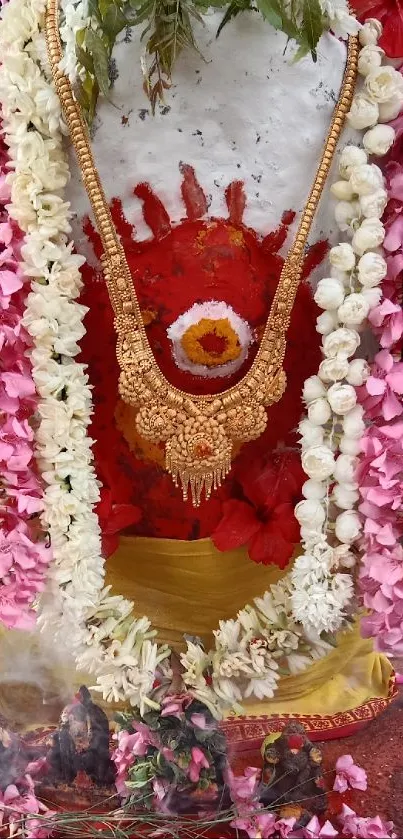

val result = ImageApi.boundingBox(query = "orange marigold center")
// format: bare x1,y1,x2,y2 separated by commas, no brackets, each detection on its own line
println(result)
180,318,241,368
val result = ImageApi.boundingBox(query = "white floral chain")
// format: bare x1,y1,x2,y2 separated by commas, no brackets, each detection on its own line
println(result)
0,1,398,717
293,18,402,634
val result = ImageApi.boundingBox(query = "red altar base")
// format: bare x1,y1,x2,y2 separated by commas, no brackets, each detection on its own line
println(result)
222,674,398,751
234,685,403,837
20,681,402,839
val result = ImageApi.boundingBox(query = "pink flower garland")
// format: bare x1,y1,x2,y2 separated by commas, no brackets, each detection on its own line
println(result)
358,100,403,655
0,130,51,629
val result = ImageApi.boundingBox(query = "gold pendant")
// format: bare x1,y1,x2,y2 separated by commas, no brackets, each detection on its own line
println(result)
121,342,287,505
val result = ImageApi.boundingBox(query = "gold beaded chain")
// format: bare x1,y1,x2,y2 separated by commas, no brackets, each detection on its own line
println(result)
45,2,359,506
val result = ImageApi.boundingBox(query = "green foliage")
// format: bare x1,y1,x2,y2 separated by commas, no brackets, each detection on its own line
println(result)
74,0,329,122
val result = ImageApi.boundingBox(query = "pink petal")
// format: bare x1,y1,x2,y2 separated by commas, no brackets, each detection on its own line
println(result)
335,754,354,773
386,368,403,394
348,764,368,791
190,713,207,729
0,270,22,296
333,772,348,793
366,376,387,396
1,372,35,398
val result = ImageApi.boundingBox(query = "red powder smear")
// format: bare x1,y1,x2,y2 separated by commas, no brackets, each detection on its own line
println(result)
225,181,246,225
180,163,208,220
262,209,296,254
134,183,171,238
197,332,229,356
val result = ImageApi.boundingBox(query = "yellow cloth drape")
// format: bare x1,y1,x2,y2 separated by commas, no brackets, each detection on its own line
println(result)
0,536,393,730
105,536,393,720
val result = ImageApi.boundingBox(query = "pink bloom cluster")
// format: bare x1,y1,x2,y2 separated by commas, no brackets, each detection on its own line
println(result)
0,133,51,628
227,766,296,839
0,776,54,838
112,703,211,804
333,754,367,793
227,758,392,839
357,126,403,655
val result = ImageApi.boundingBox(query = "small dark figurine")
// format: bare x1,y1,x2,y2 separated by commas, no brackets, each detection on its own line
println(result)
0,725,20,788
260,722,326,815
48,686,116,786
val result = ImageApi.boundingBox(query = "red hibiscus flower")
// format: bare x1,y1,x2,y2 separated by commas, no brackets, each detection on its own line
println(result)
212,450,304,568
350,0,403,57
95,488,142,558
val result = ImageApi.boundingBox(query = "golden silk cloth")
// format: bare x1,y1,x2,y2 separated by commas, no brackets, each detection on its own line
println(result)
0,535,394,741
106,536,394,737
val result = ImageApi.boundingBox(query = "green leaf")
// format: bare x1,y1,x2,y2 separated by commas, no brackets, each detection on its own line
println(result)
216,0,249,38
76,79,90,113
103,2,129,38
255,0,282,30
75,42,95,73
85,29,111,97
302,0,323,54
87,0,102,21
196,0,227,6
292,41,310,61
99,0,112,17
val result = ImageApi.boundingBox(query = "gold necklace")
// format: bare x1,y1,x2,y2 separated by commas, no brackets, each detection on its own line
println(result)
45,5,359,506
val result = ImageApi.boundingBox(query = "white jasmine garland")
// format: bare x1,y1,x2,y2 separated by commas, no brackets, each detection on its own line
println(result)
327,382,357,414
363,124,395,156
347,92,379,129
358,251,387,286
322,326,360,359
352,216,385,255
0,0,351,717
316,310,340,335
293,29,400,633
357,45,384,76
359,18,383,47
364,65,403,104
337,292,370,326
314,276,346,309
319,356,350,382
307,397,332,425
359,189,388,219
329,242,356,271
338,145,367,178
378,92,403,122
334,199,361,233
303,375,327,403
349,163,384,196
346,359,370,387
331,180,355,200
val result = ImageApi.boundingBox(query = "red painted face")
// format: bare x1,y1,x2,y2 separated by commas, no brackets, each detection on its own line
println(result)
79,165,324,540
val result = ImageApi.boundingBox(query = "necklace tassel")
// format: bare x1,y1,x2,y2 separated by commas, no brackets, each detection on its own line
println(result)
166,456,232,507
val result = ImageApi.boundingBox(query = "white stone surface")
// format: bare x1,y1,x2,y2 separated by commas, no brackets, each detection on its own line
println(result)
65,13,360,260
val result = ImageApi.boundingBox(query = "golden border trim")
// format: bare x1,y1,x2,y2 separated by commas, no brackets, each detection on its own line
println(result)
221,674,398,745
